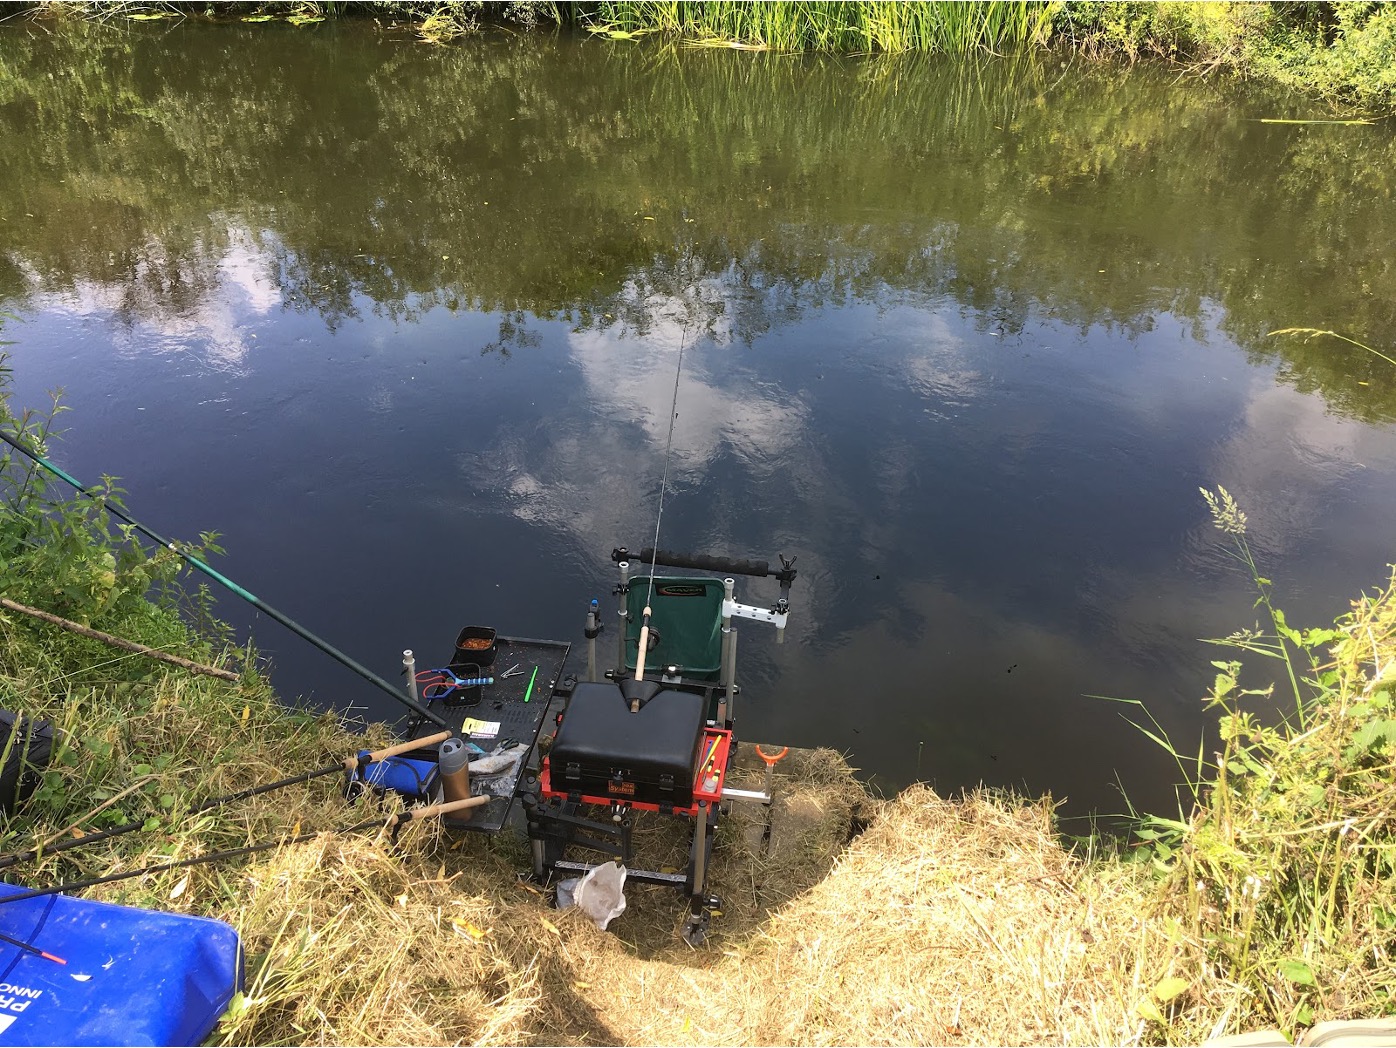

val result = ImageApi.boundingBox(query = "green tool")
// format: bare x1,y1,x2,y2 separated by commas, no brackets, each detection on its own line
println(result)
523,666,539,703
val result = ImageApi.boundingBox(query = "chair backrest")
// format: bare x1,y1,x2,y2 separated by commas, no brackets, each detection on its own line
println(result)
624,575,726,679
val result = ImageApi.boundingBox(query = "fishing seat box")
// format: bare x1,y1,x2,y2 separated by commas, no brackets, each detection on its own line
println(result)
550,681,705,808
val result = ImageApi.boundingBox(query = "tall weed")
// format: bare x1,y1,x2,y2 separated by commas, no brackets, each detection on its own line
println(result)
1128,488,1396,1041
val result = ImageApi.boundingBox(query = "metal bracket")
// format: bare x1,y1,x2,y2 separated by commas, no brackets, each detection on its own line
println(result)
529,799,634,864
722,598,788,630
720,787,771,804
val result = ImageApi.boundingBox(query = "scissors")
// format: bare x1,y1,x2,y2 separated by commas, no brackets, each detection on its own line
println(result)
415,667,493,702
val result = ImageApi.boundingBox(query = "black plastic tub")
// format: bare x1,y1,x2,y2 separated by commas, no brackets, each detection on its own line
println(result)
452,625,497,667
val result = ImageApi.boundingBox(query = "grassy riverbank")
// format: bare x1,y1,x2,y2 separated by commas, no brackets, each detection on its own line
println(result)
4,372,1396,1043
17,1,1396,110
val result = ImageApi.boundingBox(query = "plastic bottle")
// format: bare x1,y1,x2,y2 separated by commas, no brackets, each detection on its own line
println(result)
438,737,471,803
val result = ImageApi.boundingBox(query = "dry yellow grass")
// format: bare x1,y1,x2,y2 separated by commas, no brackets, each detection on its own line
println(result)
206,742,875,1045
0,620,1168,1046
525,784,1164,1048
735,787,1162,1046
126,743,1164,1047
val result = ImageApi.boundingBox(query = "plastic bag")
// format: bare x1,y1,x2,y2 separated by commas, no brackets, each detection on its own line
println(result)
556,861,627,930
468,741,529,776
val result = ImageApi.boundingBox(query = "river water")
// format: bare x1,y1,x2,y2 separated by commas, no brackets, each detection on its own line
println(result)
2,19,1394,822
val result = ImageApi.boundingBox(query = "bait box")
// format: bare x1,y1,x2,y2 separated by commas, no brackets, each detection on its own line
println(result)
452,625,498,667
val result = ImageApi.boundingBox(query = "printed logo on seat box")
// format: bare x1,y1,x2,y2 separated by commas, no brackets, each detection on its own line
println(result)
656,584,707,597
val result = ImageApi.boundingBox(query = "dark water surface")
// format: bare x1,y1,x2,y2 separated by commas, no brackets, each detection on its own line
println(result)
3,20,1396,822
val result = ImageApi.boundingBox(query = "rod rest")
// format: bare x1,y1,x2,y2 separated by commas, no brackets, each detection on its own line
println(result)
620,677,663,709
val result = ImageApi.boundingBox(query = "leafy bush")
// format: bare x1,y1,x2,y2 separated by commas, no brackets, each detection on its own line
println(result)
0,346,246,833
0,359,190,627
1249,1,1396,110
1058,1,1396,110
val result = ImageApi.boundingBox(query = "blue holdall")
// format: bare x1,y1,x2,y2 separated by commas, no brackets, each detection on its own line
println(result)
0,882,242,1046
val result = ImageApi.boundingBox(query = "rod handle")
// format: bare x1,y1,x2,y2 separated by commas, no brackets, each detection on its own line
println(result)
632,606,653,708
346,730,451,771
399,794,489,823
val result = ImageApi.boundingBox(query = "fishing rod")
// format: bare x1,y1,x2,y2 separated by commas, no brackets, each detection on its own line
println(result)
0,731,450,871
0,429,449,730
629,319,688,706
0,792,486,909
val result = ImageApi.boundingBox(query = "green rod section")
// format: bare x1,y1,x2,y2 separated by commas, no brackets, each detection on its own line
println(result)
0,428,449,730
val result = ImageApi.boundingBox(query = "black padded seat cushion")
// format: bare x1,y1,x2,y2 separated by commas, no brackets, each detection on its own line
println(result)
550,682,706,805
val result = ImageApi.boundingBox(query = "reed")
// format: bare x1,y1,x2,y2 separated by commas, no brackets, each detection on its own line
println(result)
580,1,1060,53
17,2,1396,106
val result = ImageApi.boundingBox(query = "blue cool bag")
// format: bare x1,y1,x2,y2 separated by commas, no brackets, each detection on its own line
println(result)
0,882,242,1046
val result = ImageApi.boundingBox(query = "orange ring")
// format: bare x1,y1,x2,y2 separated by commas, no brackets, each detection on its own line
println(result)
754,745,788,766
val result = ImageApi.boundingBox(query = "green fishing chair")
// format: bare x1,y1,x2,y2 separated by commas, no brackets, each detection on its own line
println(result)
623,576,726,682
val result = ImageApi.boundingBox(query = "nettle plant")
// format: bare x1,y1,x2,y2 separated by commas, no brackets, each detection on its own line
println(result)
0,353,241,833
0,355,224,626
